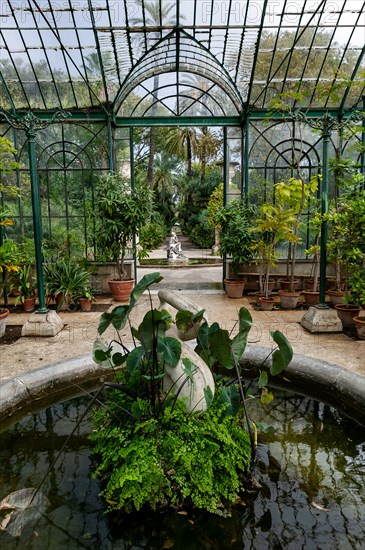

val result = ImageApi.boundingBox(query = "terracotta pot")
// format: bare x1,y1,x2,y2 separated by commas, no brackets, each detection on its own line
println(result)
301,291,320,306
79,298,93,312
334,304,361,328
327,289,347,306
279,279,299,291
353,316,365,339
55,292,71,311
261,279,275,293
278,290,300,309
108,279,135,302
258,297,276,311
0,308,9,338
224,279,245,299
23,297,36,313
302,278,319,292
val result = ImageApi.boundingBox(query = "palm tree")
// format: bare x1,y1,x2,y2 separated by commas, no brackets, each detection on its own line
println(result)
164,127,198,179
195,128,221,184
153,151,182,204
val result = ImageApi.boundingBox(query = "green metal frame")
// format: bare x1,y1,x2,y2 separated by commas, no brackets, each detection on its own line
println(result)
1,0,365,305
0,1,363,117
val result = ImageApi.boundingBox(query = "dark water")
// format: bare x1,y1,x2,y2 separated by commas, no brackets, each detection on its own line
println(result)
0,393,364,549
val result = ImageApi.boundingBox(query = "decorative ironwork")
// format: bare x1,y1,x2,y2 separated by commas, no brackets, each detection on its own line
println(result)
0,110,71,136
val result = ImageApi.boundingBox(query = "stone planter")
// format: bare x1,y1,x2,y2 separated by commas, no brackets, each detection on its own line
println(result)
258,297,276,311
302,291,320,306
224,278,245,299
278,290,300,309
353,316,365,339
108,279,135,302
334,304,361,328
328,289,347,306
0,308,9,338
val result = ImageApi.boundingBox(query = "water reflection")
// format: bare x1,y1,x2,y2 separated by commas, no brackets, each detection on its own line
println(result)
0,393,364,549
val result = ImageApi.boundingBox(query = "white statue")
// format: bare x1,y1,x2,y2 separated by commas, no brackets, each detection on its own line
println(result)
167,231,183,259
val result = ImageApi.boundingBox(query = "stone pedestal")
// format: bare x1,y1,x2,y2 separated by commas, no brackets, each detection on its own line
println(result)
21,310,64,337
300,306,342,333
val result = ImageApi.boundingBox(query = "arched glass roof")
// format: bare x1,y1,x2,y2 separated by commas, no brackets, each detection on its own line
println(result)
0,0,364,120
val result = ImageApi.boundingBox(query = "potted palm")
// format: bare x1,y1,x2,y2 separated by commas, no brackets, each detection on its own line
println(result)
93,173,153,302
214,199,255,298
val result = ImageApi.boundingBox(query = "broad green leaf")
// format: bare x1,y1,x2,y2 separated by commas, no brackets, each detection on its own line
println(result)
112,352,125,367
98,305,130,335
258,370,268,388
92,339,112,367
238,307,253,331
126,346,145,375
138,310,168,352
260,388,275,405
196,321,209,350
94,348,109,363
129,272,163,308
110,305,132,331
204,386,214,408
219,385,240,417
97,312,113,335
176,308,205,331
210,328,234,369
176,309,195,331
157,336,181,367
231,331,248,364
182,357,196,381
270,330,293,375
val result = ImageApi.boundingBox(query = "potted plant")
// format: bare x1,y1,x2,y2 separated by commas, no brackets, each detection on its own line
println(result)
272,177,318,309
14,265,37,312
0,307,9,338
252,198,298,309
0,239,21,302
77,288,95,312
214,198,255,298
44,258,93,311
326,159,364,304
93,173,153,302
338,266,365,334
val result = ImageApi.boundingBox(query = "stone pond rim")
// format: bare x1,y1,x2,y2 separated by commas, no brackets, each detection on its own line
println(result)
0,348,364,427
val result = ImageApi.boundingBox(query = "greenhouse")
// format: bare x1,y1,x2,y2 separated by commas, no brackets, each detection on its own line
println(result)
0,0,364,305
0,1,365,548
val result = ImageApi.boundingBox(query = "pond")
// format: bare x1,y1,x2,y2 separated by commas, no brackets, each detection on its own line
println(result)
0,391,364,549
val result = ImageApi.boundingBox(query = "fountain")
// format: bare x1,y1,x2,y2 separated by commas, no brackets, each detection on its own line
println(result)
0,390,364,547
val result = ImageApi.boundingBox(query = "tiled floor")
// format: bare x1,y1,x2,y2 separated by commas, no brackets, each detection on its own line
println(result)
1,288,364,384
